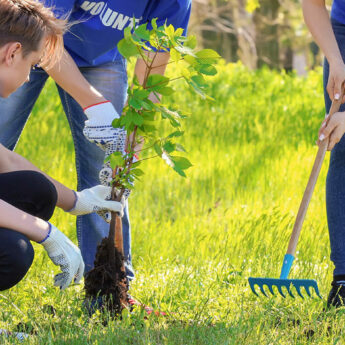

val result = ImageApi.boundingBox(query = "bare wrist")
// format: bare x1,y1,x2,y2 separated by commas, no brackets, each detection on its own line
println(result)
328,54,344,66
35,222,51,243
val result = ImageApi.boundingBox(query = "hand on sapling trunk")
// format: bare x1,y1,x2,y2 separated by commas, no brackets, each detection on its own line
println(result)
67,185,125,221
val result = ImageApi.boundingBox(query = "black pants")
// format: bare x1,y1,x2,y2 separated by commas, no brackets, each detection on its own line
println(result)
0,171,57,290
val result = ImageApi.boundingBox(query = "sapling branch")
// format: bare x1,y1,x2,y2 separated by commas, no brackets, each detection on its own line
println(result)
85,19,218,316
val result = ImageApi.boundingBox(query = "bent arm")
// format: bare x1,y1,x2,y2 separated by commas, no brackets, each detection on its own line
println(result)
0,199,49,242
302,0,343,64
0,144,75,211
44,49,106,109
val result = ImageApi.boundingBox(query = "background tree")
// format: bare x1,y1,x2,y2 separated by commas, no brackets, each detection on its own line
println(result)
189,0,332,71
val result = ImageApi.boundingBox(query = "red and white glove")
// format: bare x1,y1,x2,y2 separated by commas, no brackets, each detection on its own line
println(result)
83,101,126,156
83,101,137,211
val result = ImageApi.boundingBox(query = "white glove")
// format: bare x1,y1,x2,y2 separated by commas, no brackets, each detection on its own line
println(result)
39,223,84,290
83,101,126,156
67,185,125,220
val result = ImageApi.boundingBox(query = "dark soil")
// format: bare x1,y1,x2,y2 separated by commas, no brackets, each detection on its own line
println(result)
84,236,129,316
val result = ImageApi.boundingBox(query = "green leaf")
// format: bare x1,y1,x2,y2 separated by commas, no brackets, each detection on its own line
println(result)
147,74,169,90
130,168,145,177
175,143,186,152
123,26,132,39
195,49,220,64
167,130,184,139
151,18,158,30
161,153,192,177
129,110,144,126
196,64,218,76
142,110,156,121
112,118,122,128
134,23,150,41
191,75,207,88
175,44,196,56
165,24,175,39
106,152,125,170
121,109,143,130
163,141,175,153
175,28,184,38
157,86,174,96
170,48,181,63
171,156,193,170
141,100,155,111
129,98,143,110
186,77,206,99
184,54,196,66
118,38,140,59
154,142,163,157
141,124,157,134
133,89,150,100
131,161,141,168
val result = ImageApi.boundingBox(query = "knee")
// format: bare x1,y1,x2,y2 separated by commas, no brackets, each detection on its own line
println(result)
0,233,34,291
26,171,58,220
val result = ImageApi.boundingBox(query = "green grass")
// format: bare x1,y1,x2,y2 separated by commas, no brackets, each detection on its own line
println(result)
1,62,343,344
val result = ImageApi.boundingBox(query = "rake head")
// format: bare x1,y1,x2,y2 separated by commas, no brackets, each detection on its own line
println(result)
248,277,321,299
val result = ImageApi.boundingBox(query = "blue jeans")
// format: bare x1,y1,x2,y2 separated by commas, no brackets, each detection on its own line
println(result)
0,59,134,281
324,18,345,276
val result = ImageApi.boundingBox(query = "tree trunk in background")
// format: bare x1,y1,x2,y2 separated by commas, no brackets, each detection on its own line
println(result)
190,0,239,63
254,0,280,68
190,0,322,71
233,0,257,69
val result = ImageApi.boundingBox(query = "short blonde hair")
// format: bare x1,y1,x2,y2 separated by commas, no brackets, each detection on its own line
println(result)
0,0,67,69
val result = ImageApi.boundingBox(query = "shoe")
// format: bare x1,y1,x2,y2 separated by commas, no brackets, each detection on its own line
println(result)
128,296,167,316
327,282,345,308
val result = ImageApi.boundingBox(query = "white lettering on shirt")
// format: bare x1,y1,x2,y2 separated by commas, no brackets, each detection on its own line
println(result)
112,13,129,30
90,1,105,15
101,9,118,26
80,1,96,11
80,1,142,31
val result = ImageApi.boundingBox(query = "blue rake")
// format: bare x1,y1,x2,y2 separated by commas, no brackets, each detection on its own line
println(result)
248,96,344,299
248,255,321,298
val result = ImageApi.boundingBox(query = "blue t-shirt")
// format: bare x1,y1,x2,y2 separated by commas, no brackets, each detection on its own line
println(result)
45,0,191,66
332,0,345,25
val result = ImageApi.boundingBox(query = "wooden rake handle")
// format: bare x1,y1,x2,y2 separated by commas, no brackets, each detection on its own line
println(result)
286,92,344,256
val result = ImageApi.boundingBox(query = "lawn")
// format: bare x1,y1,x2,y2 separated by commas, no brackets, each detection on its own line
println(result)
1,61,342,344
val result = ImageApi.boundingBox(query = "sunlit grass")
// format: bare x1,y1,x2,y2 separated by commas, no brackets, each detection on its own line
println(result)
1,62,343,344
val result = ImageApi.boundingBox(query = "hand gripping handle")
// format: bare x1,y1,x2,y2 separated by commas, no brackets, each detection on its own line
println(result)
286,90,344,258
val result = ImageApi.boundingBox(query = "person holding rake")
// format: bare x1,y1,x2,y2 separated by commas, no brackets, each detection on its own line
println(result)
0,0,125,292
303,0,345,308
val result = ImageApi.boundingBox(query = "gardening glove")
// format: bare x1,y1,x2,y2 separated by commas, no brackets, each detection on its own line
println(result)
67,185,125,221
39,223,84,290
83,101,126,157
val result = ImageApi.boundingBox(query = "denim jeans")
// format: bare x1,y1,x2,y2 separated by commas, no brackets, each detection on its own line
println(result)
0,59,134,281
324,18,345,276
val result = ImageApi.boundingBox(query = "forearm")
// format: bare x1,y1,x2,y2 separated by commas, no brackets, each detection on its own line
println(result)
302,0,343,64
0,199,49,242
134,51,170,102
129,52,170,151
45,49,106,109
0,149,75,211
